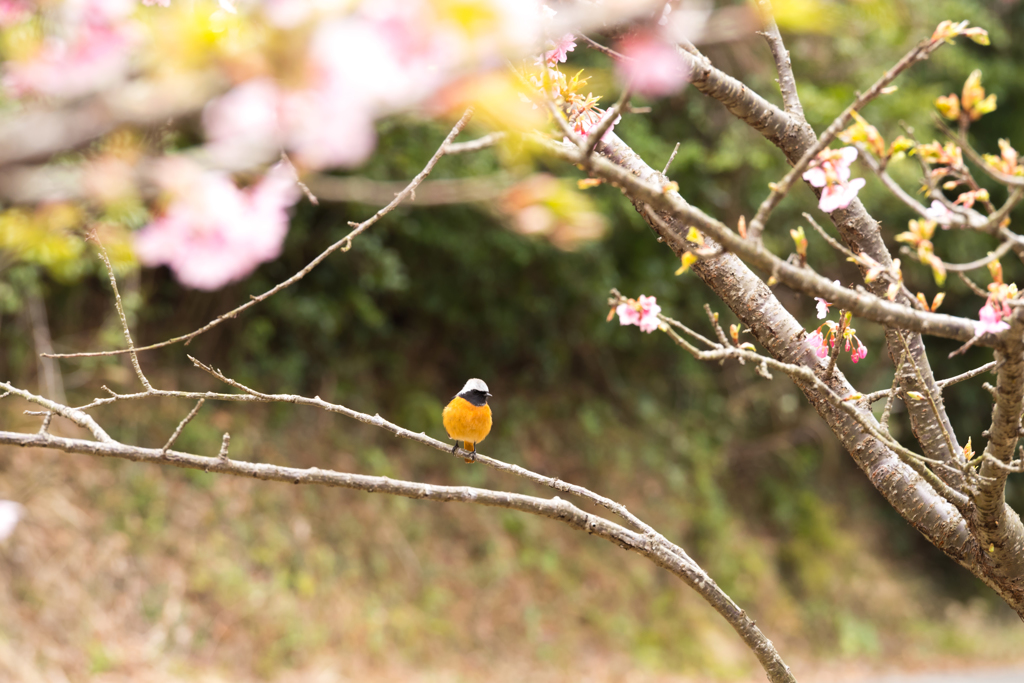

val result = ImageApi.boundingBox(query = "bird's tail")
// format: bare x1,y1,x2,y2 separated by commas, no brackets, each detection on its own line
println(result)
466,442,475,452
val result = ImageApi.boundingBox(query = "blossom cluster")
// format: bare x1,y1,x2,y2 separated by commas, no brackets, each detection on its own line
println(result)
976,260,1016,335
615,295,662,333
802,147,867,213
807,286,868,364
523,6,689,142
807,315,868,364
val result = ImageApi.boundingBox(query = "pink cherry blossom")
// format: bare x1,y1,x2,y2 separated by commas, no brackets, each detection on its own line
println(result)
976,303,1010,335
134,161,300,290
815,297,831,319
807,329,828,358
543,33,576,64
802,147,865,213
637,295,662,332
616,302,641,327
615,32,688,97
814,280,840,318
818,177,866,213
616,295,661,333
851,341,868,363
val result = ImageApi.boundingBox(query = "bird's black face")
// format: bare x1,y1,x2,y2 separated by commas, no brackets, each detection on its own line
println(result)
460,388,491,407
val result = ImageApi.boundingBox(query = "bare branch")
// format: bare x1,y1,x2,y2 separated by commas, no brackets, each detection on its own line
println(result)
443,132,507,154
578,33,630,61
0,72,225,168
676,46,799,148
917,237,1016,274
879,351,906,436
537,133,983,343
0,423,795,683
864,360,997,404
895,331,959,472
0,381,112,443
755,0,803,118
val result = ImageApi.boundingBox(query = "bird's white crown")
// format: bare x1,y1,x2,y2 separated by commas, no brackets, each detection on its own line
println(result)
460,378,490,394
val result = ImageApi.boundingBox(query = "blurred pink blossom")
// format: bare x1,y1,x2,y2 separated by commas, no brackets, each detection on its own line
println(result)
0,500,23,541
204,14,451,171
0,0,31,25
976,303,1010,335
925,199,956,224
134,161,300,290
617,295,661,333
802,147,866,213
614,32,688,97
4,23,135,98
543,33,576,64
203,78,284,166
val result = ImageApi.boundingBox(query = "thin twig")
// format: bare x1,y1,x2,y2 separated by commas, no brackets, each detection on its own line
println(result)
662,142,681,176
855,144,932,218
958,271,989,298
578,34,630,61
803,212,855,259
756,0,803,118
896,330,959,464
928,238,1015,273
880,351,907,436
0,381,112,442
936,117,1024,187
443,132,507,154
823,313,847,380
162,398,205,453
91,239,151,390
185,355,691,560
863,360,998,404
584,87,630,157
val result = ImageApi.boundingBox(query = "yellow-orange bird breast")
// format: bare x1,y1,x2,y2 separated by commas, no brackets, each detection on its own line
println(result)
442,397,492,447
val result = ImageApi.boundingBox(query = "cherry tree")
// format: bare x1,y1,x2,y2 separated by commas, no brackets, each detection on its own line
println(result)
0,1,1021,680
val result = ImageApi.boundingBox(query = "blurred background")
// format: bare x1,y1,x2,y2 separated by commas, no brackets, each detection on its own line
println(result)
2,0,1024,680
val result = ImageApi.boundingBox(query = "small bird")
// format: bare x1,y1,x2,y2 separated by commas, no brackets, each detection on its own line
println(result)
442,378,492,463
